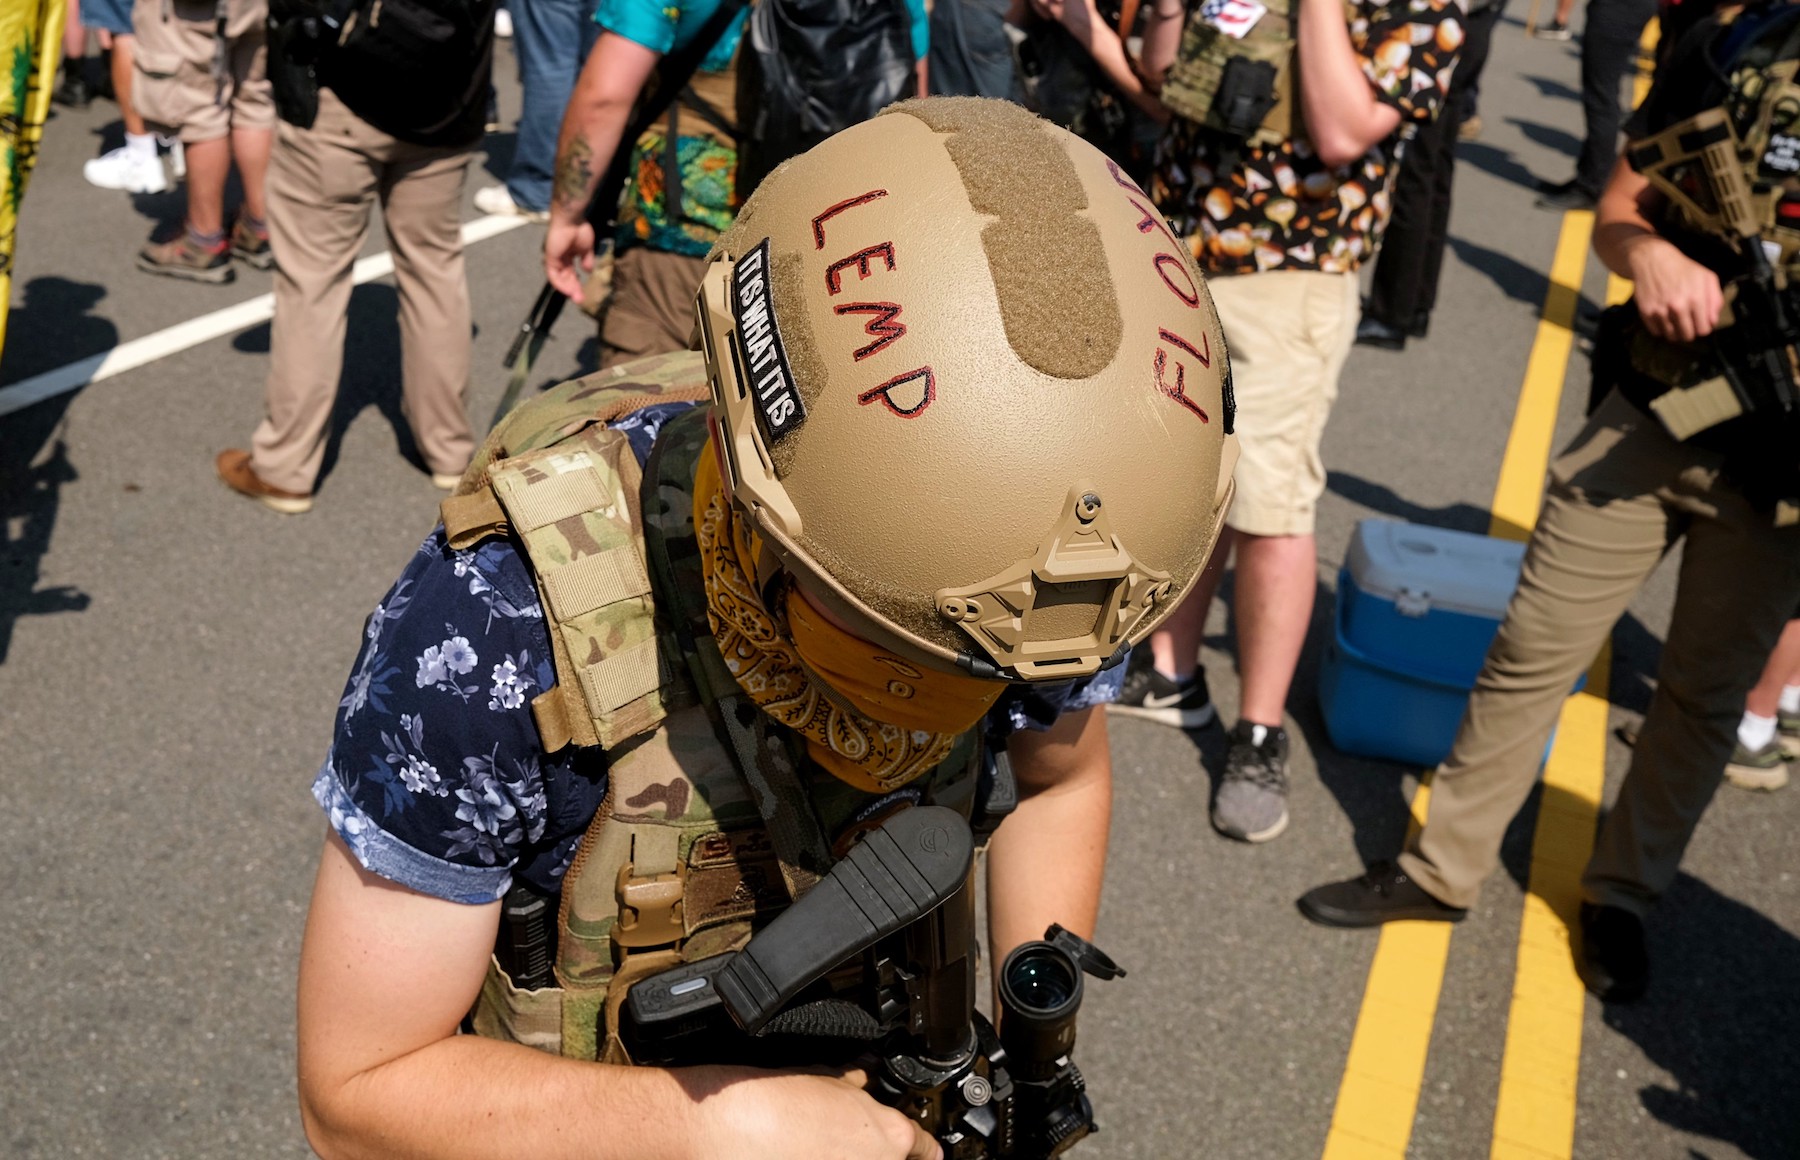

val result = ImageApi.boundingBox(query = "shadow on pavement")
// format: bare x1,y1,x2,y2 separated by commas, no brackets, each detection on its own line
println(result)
230,282,436,485
1508,117,1583,158
1606,872,1800,1159
1455,139,1543,190
1522,73,1583,103
0,280,114,661
1448,233,1560,307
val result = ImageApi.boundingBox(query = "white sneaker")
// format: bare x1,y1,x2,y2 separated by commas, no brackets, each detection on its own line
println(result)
84,145,170,194
473,183,548,222
494,6,513,36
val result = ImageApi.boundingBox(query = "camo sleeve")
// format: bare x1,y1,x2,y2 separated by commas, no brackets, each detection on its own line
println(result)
311,529,606,905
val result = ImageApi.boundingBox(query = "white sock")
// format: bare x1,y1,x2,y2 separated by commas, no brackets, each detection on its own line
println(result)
1739,711,1777,753
1780,684,1800,716
125,132,156,161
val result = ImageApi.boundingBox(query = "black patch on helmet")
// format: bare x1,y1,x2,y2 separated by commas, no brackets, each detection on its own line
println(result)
731,238,807,443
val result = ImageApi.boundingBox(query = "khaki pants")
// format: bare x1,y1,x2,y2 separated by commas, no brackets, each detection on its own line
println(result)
597,246,710,370
251,89,475,494
1400,391,1800,914
1206,269,1361,537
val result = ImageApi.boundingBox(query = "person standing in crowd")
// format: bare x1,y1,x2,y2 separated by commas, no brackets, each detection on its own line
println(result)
53,0,92,107
215,0,498,513
1535,0,1581,38
1121,0,1465,842
291,101,1232,1160
1357,0,1505,350
1533,0,1657,210
80,0,176,194
129,0,273,281
1300,4,1800,1002
472,0,599,221
543,0,928,367
928,0,1024,99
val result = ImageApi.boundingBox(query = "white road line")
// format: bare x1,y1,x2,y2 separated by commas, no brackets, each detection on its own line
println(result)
0,213,531,420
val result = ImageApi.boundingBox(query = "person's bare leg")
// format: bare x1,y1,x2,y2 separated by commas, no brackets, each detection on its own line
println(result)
1148,528,1234,681
231,124,273,223
1233,531,1316,727
1554,0,1578,24
1743,618,1800,719
111,34,146,135
63,0,85,61
183,135,230,236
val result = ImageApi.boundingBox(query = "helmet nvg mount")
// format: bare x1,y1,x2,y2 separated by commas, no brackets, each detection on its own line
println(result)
697,97,1236,683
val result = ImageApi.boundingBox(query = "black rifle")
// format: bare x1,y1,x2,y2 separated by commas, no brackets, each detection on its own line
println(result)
620,805,1125,1158
490,0,746,427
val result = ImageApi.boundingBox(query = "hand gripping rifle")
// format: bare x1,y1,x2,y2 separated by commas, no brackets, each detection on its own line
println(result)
1625,105,1800,438
619,805,1126,1158
489,0,747,428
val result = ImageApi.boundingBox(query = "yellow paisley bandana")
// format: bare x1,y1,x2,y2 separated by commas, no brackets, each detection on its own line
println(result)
693,439,1003,793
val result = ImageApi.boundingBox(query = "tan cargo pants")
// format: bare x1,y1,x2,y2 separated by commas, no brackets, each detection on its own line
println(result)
1399,391,1800,915
597,246,710,370
250,89,475,494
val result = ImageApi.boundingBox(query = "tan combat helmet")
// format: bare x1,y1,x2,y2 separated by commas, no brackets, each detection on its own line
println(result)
697,97,1237,683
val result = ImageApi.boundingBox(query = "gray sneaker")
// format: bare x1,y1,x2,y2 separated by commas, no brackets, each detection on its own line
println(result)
1725,735,1790,791
1213,721,1290,842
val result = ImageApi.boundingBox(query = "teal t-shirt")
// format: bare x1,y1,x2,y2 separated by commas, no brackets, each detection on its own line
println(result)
594,0,930,70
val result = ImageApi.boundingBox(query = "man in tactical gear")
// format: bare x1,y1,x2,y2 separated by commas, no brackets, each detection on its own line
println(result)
296,98,1234,1158
1298,2,1800,1003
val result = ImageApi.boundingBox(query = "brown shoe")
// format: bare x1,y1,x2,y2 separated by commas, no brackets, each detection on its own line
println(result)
216,449,312,513
230,219,275,270
139,232,234,284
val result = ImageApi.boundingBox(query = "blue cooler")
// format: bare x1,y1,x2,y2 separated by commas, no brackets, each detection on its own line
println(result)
1318,519,1529,767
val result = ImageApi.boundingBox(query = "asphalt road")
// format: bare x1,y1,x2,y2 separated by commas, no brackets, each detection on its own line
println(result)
4,11,1797,1159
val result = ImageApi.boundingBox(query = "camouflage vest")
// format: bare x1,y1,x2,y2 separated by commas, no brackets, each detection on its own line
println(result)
1160,0,1306,148
440,352,981,1062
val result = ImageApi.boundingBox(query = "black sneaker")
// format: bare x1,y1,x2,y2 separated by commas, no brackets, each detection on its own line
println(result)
1534,179,1597,212
1577,902,1648,1002
1298,860,1469,927
1110,662,1216,728
53,71,94,109
1355,316,1408,351
1213,720,1290,842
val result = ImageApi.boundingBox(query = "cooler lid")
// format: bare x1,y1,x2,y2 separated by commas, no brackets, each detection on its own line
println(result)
1344,519,1526,619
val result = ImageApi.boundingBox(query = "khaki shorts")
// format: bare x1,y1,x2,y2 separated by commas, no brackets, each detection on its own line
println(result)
597,246,711,369
133,0,273,144
1207,268,1360,537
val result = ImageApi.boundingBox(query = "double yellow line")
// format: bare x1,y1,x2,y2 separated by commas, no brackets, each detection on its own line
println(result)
1321,32,1656,1160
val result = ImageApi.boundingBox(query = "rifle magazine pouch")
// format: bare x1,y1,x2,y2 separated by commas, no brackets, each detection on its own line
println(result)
1213,57,1280,139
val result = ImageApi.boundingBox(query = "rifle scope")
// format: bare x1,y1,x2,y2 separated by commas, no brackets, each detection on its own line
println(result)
997,940,1084,1081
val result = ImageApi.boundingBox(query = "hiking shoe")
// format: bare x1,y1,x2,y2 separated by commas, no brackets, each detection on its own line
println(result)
84,145,170,194
1778,708,1800,758
1724,735,1789,791
1533,18,1571,39
1577,902,1648,1003
216,449,312,514
1213,721,1290,842
1109,660,1216,728
230,219,275,270
474,183,549,222
1298,860,1468,927
138,232,233,283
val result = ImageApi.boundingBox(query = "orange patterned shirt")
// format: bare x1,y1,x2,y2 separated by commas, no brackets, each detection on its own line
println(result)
1151,0,1466,275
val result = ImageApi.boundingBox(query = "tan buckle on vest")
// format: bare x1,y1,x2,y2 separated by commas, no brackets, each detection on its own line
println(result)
613,860,686,949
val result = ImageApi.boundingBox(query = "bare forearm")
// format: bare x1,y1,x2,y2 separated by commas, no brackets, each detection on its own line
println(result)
551,97,630,225
1141,0,1185,86
304,1039,710,1160
1593,158,1665,280
987,708,1113,957
1296,0,1400,166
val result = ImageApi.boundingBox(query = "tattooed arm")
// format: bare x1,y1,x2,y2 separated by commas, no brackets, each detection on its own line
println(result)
544,31,664,302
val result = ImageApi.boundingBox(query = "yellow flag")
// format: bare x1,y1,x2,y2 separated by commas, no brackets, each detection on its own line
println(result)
0,0,65,361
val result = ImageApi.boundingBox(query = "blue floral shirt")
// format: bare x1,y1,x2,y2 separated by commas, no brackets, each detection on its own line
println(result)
313,404,1125,905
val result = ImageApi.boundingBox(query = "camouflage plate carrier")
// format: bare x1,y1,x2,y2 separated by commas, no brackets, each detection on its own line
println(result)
1160,0,1307,148
438,351,982,1063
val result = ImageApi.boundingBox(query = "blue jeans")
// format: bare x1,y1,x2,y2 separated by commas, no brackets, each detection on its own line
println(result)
506,0,600,212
